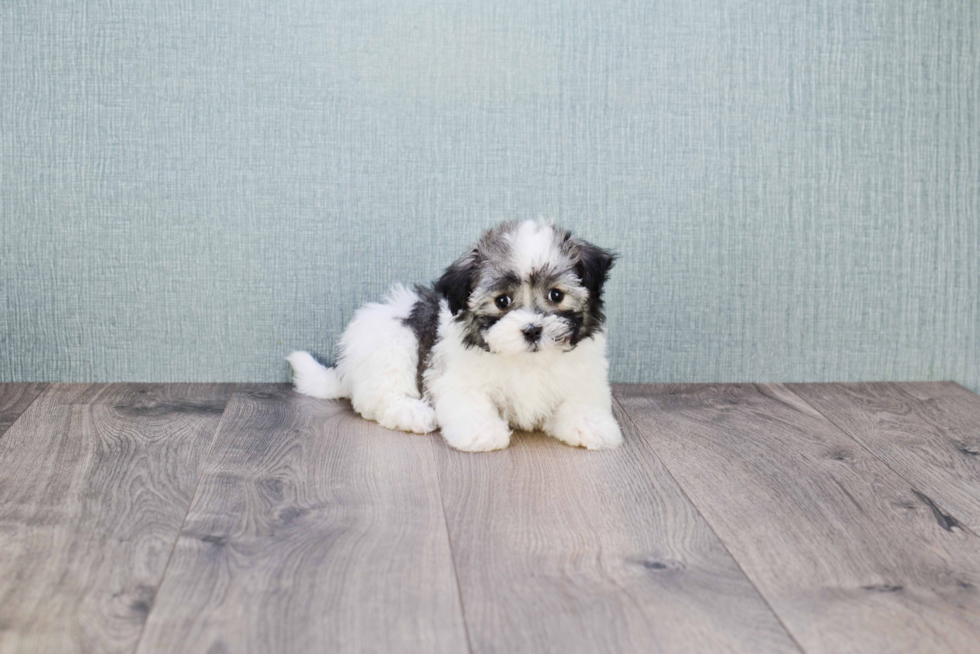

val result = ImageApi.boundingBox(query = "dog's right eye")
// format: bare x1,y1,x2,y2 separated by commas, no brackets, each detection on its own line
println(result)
495,295,512,310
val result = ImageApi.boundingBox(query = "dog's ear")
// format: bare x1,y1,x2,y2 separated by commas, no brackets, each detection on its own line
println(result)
435,248,479,315
574,240,616,298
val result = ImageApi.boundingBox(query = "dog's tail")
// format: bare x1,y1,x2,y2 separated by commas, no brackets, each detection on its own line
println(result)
286,351,348,399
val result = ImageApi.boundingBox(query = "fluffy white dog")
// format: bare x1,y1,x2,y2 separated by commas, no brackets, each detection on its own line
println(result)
287,220,621,452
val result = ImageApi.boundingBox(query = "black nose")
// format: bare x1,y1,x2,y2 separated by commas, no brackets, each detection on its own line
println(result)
522,324,543,344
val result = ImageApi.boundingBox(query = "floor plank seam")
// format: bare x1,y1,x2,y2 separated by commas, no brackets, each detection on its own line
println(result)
0,406,35,441
428,436,476,654
780,384,980,541
611,392,809,654
0,383,49,441
129,388,239,654
951,381,979,397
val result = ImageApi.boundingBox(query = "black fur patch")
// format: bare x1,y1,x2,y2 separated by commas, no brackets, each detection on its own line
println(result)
461,313,500,351
402,286,442,395
557,309,586,345
434,249,478,315
572,241,616,340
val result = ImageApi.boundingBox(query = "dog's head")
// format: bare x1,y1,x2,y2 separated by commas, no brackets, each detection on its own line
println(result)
435,220,615,356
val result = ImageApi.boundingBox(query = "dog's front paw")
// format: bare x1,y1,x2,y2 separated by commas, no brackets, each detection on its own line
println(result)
441,418,512,453
380,397,438,434
548,409,623,450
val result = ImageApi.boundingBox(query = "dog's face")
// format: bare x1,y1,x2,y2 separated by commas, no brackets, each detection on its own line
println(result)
435,221,615,356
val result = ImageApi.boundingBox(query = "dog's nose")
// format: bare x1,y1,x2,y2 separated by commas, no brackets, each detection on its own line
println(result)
522,324,543,344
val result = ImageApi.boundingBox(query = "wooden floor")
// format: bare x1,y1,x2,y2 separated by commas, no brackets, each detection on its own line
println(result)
1,383,979,653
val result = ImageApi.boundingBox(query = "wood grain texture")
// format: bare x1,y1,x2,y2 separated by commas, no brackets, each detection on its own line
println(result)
0,383,234,654
431,402,801,654
788,382,980,535
0,383,47,437
136,387,468,654
615,383,980,654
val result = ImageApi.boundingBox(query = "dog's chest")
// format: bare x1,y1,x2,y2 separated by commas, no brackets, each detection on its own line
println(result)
484,356,573,430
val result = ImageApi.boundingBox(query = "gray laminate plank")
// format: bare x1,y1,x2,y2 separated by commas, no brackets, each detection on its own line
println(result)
615,383,980,654
0,383,235,654
0,383,47,437
136,387,469,654
431,401,801,654
789,382,980,534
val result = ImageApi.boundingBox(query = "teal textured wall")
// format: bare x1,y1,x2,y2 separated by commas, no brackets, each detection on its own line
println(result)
1,1,978,389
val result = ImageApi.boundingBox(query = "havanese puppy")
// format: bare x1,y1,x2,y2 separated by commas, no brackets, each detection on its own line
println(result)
287,219,621,452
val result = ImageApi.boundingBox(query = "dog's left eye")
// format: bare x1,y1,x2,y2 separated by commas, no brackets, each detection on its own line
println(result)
548,289,564,303
495,294,512,310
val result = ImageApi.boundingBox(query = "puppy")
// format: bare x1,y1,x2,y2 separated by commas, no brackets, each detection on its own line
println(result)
287,219,621,452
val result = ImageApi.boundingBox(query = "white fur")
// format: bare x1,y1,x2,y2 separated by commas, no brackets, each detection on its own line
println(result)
285,351,346,399
507,219,559,273
425,302,620,451
288,285,437,434
288,221,621,452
